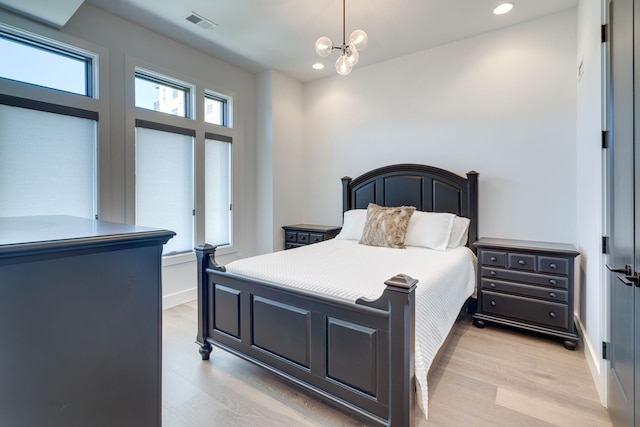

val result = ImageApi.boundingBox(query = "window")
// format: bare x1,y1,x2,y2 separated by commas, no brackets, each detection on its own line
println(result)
0,26,99,219
135,121,194,255
205,134,232,246
204,91,229,126
0,30,94,96
0,97,98,218
134,70,190,118
133,68,234,255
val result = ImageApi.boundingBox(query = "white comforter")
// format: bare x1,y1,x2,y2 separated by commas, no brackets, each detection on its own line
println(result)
225,239,476,418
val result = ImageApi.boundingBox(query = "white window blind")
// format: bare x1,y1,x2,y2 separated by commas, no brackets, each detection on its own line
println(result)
205,135,232,246
0,104,97,218
135,126,194,254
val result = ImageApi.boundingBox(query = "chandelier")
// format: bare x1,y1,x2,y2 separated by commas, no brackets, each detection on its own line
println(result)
314,0,368,75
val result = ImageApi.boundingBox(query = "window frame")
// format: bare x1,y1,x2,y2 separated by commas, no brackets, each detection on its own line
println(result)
0,16,106,221
127,59,236,261
204,90,231,127
0,22,98,98
134,67,194,119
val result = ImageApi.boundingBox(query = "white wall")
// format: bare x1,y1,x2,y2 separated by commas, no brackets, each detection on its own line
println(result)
255,70,306,253
255,71,274,254
303,10,578,248
576,0,606,404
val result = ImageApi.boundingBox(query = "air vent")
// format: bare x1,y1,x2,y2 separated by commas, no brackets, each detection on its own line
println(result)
185,12,218,30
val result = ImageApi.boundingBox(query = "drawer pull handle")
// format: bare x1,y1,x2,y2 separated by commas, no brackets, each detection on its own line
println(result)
490,271,496,277
549,311,557,319
549,292,557,298
490,282,496,288
490,300,496,307
550,263,557,269
549,279,557,285
518,259,526,265
490,256,497,262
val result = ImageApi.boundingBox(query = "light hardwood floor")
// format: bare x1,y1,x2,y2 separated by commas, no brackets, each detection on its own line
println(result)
162,301,611,426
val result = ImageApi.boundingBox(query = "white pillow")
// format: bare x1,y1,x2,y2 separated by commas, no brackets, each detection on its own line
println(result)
335,209,367,240
447,216,471,249
404,211,455,251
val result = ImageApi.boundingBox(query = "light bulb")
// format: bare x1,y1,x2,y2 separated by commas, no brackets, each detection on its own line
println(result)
349,30,368,51
336,55,352,75
345,45,359,67
315,36,333,57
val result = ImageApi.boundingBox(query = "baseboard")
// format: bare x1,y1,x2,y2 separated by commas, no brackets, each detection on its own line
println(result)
575,315,606,406
163,287,197,310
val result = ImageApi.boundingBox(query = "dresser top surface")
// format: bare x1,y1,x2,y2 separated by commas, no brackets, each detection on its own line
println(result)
0,215,174,255
474,237,579,256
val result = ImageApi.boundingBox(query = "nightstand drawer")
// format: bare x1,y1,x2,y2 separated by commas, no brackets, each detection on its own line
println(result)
309,233,324,244
285,231,298,242
480,250,506,267
480,279,568,303
282,224,341,250
481,267,568,289
507,253,536,271
481,290,569,329
539,256,569,275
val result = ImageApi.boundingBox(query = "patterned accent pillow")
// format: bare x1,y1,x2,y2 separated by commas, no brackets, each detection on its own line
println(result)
359,203,416,249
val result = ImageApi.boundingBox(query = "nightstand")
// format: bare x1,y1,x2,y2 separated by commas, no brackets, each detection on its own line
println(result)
473,237,580,350
282,224,341,250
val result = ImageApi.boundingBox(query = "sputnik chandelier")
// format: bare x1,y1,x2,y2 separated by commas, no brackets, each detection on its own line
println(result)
314,0,368,75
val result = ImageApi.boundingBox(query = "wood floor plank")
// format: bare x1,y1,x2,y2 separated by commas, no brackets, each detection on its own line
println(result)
162,302,611,426
495,387,611,427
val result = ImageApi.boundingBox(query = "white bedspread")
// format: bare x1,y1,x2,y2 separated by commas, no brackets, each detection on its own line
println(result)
224,239,476,418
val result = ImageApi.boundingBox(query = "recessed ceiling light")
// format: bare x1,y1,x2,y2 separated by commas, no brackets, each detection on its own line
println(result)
493,2,513,15
312,63,324,70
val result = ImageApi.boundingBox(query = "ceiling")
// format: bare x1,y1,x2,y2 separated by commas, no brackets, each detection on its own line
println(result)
58,1,580,82
0,0,84,28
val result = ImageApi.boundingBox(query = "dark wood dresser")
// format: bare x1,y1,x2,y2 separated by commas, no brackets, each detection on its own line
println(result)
0,216,174,427
472,237,580,350
282,224,341,249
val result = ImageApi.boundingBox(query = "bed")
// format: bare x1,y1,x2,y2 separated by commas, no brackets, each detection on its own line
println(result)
195,163,479,426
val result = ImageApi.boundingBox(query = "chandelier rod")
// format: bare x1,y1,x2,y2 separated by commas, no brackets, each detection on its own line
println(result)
342,0,346,49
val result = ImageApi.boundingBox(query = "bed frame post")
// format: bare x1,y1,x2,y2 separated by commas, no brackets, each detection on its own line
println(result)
341,176,352,214
385,274,417,427
466,170,479,248
194,244,214,360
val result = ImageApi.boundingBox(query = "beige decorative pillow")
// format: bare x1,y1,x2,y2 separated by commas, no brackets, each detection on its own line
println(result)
359,203,416,249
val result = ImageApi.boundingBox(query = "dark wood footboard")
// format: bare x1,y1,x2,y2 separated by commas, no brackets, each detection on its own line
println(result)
195,244,416,427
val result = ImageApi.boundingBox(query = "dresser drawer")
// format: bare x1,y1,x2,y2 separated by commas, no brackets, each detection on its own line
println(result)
507,253,536,272
480,250,506,267
539,256,569,275
296,232,309,244
480,279,568,303
481,267,568,289
481,290,569,330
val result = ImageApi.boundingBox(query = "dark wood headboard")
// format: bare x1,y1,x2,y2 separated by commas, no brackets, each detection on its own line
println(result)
341,163,479,248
